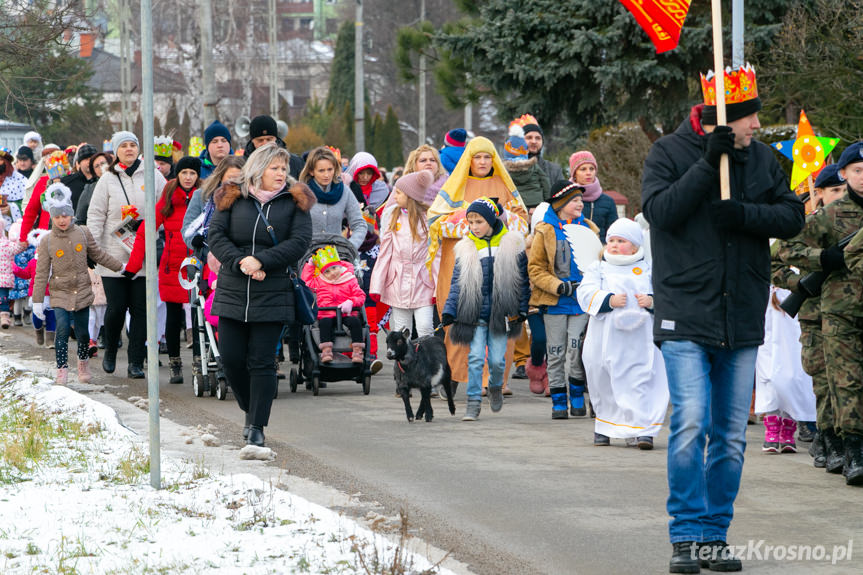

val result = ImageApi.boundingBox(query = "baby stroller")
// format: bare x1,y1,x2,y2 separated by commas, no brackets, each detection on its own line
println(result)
179,257,229,400
290,234,373,396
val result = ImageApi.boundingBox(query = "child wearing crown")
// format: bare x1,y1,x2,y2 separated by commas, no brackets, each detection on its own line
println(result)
301,245,368,363
31,183,125,385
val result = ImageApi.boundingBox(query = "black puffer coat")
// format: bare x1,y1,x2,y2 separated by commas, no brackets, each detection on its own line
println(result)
641,108,804,349
208,180,315,323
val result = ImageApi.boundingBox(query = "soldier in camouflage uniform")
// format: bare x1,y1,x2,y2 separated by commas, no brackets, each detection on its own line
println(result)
784,142,863,486
773,167,845,469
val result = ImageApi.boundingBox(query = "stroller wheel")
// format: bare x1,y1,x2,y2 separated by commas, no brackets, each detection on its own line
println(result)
216,377,229,400
208,372,217,397
290,369,298,393
192,372,205,398
312,374,320,396
362,373,371,395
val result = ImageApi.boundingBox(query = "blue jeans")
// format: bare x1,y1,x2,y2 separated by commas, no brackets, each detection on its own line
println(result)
661,340,757,544
466,321,508,400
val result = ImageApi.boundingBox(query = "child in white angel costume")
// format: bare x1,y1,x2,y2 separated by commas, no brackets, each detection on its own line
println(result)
577,218,669,449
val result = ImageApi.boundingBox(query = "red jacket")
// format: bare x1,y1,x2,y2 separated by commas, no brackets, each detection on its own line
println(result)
301,260,366,319
19,176,52,242
126,184,195,303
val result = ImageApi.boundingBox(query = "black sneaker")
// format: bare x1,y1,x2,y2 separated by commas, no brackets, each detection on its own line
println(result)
488,386,503,412
669,541,700,574
511,365,527,379
127,364,145,379
698,541,742,572
594,433,610,446
637,436,654,450
797,421,816,443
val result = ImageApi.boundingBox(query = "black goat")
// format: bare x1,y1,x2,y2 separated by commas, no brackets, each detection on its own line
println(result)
385,329,455,422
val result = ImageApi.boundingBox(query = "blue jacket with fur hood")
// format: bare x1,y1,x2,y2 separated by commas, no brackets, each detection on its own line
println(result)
443,221,530,344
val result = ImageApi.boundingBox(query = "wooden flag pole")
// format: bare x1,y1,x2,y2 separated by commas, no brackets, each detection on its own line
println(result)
711,0,731,200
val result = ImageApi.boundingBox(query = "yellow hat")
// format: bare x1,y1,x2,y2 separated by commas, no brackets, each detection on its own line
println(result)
312,245,341,272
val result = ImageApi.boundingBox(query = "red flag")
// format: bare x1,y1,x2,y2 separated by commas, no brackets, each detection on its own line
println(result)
619,0,691,53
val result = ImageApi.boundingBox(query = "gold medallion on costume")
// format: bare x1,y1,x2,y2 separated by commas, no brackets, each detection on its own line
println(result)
632,267,643,276
75,243,83,252
56,249,65,258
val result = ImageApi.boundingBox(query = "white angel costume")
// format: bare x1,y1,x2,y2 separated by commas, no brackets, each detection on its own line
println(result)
754,286,817,420
576,220,669,439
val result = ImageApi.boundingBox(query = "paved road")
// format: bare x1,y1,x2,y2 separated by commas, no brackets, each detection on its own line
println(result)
3,330,862,575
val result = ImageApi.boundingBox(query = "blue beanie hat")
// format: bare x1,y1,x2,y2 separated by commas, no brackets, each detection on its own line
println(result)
444,128,467,147
836,141,863,172
466,196,501,229
503,134,529,162
814,164,842,189
204,121,232,148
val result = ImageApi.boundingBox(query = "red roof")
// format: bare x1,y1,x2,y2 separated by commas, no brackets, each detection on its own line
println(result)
605,190,628,204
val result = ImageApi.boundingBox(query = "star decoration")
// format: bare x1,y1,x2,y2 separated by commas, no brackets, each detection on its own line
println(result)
772,110,839,192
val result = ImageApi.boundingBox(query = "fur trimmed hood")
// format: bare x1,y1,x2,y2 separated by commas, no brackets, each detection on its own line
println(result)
503,156,538,174
215,178,316,212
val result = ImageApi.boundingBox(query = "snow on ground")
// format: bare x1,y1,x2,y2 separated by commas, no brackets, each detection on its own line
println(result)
0,359,457,575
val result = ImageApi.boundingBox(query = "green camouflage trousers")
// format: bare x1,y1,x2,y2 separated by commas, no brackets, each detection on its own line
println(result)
799,320,832,431
822,313,863,436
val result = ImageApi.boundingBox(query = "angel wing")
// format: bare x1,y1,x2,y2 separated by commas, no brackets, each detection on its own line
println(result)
562,223,603,274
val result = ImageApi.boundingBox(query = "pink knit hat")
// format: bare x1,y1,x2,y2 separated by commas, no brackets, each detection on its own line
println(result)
569,151,597,179
395,170,436,206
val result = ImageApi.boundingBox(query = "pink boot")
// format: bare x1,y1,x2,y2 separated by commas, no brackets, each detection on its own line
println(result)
525,361,547,395
78,359,92,383
780,418,798,453
320,342,334,363
56,367,68,386
762,415,781,453
351,342,365,364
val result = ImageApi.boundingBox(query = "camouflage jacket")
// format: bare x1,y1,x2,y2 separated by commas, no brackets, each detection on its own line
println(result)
778,192,863,315
771,238,820,323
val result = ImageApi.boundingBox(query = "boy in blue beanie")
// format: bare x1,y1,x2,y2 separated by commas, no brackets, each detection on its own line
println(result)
441,196,530,421
201,121,233,179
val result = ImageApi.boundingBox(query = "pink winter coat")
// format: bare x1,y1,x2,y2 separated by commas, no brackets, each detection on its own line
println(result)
0,237,25,289
369,204,434,309
301,260,366,319
204,271,218,328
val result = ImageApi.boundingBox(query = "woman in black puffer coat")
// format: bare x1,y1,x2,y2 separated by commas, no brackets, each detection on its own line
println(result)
208,144,314,446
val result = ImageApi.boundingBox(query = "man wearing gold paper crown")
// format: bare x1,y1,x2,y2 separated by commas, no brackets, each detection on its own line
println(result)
641,65,804,573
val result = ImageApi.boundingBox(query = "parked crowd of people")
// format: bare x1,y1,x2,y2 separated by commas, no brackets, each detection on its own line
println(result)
2,64,862,573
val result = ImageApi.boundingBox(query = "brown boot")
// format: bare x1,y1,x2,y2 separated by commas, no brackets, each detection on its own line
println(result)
35,327,45,346
351,342,365,363
77,359,92,383
45,331,56,349
0,311,10,329
320,342,334,363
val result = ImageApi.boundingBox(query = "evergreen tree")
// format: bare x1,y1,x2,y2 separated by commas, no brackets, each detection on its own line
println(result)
326,21,355,115
371,112,386,166
382,106,403,167
417,0,806,140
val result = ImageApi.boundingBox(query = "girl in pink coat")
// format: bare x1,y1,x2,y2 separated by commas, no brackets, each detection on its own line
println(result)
369,170,436,338
302,245,367,364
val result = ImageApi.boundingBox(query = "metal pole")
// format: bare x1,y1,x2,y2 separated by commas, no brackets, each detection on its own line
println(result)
354,0,365,152
464,102,472,133
140,0,161,490
200,0,217,126
731,0,744,67
120,0,131,131
417,0,426,146
269,0,278,118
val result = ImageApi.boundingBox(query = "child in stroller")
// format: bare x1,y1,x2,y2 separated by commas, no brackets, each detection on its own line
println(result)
302,245,367,363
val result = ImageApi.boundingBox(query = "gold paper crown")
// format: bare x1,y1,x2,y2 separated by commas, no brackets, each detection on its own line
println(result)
154,136,173,158
508,114,539,132
327,146,342,163
312,245,341,271
189,136,205,158
701,64,758,106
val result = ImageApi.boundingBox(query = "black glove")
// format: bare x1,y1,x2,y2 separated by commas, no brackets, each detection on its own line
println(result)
820,244,847,273
130,219,144,232
121,270,136,280
441,313,455,327
557,280,577,297
190,235,205,249
517,311,528,323
710,199,746,231
704,126,735,169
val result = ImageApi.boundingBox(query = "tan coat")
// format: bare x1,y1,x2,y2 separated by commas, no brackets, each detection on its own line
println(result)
528,219,599,308
33,225,123,311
